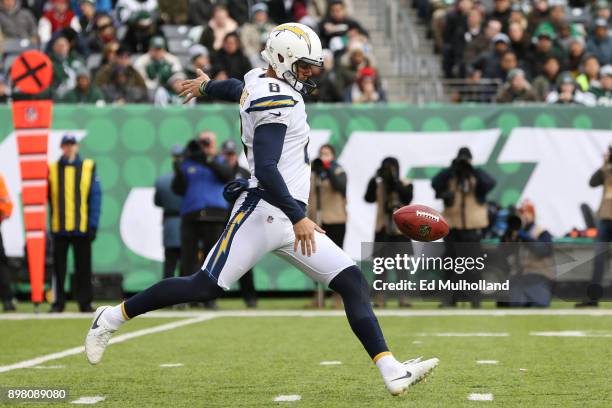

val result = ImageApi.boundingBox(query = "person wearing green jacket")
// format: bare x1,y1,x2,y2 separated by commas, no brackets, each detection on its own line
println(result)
60,68,105,104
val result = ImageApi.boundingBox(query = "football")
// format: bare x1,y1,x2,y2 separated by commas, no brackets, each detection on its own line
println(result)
393,204,449,242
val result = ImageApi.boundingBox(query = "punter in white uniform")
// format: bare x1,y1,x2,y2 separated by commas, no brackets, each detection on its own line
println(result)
85,23,438,397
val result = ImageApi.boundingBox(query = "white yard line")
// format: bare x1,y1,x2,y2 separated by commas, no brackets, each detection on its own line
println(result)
420,333,509,337
319,361,342,365
159,363,184,368
476,360,498,365
71,396,106,404
468,393,494,401
3,308,612,320
0,315,215,374
274,395,301,402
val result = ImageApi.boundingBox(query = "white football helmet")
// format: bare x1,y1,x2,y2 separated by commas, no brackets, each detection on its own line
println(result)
261,23,324,94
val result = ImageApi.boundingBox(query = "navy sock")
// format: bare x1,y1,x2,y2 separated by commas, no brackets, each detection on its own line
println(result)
329,265,389,359
124,270,224,318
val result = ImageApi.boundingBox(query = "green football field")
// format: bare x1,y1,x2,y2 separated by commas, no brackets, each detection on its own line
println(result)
1,301,612,407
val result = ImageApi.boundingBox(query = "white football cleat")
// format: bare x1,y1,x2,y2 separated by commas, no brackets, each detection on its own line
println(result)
383,356,439,396
85,306,116,365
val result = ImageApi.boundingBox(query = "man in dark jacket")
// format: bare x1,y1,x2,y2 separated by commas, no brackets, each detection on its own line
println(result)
318,0,368,48
154,145,184,280
220,140,257,308
211,32,252,81
48,135,101,313
172,131,233,309
432,147,496,307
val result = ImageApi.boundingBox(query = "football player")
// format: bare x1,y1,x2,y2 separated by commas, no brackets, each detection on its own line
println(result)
85,23,438,396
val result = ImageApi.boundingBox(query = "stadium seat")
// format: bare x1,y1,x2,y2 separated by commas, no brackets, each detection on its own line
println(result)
162,25,190,39
168,38,193,55
2,38,37,56
87,54,102,71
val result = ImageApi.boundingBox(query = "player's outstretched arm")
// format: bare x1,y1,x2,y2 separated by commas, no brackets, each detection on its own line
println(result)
179,69,244,104
253,123,324,256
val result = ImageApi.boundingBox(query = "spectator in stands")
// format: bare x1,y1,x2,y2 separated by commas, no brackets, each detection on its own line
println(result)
589,64,612,105
0,0,38,44
567,37,586,75
115,0,158,24
240,3,274,66
95,45,145,86
38,0,79,46
100,65,149,103
158,0,188,24
535,4,578,40
576,54,601,91
61,67,105,103
71,0,112,16
336,41,372,97
464,19,501,72
154,71,194,106
343,66,386,103
154,145,183,281
225,0,249,26
546,71,596,105
97,40,119,70
0,75,7,103
525,31,565,79
185,44,211,79
318,0,367,48
307,49,342,102
508,21,530,62
172,131,233,309
488,0,511,32
49,35,84,99
526,0,549,36
471,33,511,80
587,18,612,65
442,0,474,78
211,32,251,81
77,0,100,42
365,157,413,308
0,172,14,312
432,147,496,308
122,11,161,53
133,35,181,92
495,68,537,102
533,56,560,101
199,4,238,52
187,0,214,26
86,13,116,53
48,135,101,313
592,0,611,27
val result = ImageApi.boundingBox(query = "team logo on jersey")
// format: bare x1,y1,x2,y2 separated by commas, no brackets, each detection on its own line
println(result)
239,88,249,107
273,24,311,53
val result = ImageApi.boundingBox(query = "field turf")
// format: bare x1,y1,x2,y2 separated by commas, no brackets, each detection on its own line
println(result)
1,300,611,407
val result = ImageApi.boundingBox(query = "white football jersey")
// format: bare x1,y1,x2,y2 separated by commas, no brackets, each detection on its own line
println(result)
239,68,311,204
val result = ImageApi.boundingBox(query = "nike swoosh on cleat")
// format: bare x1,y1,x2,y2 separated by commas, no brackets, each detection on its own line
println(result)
269,112,281,117
91,308,107,329
391,371,412,382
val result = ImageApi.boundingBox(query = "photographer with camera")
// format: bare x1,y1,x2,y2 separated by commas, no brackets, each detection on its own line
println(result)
307,144,347,308
365,157,413,308
172,131,233,309
432,147,496,308
576,145,612,307
501,200,555,307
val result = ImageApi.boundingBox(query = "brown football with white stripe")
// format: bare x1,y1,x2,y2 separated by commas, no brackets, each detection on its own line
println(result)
393,204,449,242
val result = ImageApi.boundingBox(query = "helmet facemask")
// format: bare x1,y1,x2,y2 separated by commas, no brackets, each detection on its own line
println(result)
281,58,323,95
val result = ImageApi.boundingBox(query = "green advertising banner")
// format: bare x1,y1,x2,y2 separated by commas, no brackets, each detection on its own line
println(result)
0,104,610,292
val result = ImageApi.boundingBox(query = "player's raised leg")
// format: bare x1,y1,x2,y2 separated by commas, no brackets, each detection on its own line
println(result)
85,193,273,364
277,232,439,395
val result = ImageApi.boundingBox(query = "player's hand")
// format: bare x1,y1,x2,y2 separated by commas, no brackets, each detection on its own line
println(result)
179,69,210,104
293,218,326,257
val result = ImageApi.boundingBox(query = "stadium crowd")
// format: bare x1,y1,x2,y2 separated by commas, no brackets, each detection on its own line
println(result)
0,0,386,104
418,0,612,104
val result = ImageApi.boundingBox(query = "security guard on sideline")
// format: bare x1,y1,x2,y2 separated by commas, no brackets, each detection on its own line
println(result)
48,135,102,313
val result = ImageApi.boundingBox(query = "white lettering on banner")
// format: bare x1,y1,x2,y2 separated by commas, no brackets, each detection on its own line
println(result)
338,129,500,260
0,131,86,257
497,128,612,237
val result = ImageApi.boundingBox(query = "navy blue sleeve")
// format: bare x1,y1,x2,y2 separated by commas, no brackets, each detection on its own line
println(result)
253,123,306,224
88,167,102,230
203,79,244,102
